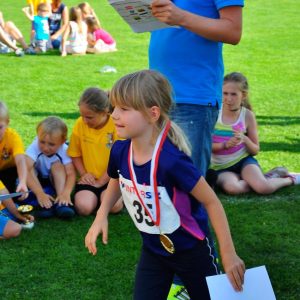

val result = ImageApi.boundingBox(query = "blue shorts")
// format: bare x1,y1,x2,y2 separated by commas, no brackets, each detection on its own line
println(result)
0,208,17,237
216,155,260,175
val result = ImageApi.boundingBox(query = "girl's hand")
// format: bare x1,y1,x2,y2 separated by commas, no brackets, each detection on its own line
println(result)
85,218,108,255
222,252,245,292
225,136,241,149
78,173,96,185
55,192,73,206
233,130,245,144
36,192,54,209
16,182,28,201
18,213,34,223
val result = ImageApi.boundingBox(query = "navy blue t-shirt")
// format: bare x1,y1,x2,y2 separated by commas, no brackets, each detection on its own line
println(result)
48,3,65,35
108,139,209,256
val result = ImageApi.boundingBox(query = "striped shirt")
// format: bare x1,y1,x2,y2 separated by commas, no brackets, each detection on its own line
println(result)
210,107,248,170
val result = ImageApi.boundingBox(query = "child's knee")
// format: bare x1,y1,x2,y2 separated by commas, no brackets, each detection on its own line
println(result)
3,221,22,239
222,182,242,195
110,198,123,214
74,200,95,216
51,161,65,173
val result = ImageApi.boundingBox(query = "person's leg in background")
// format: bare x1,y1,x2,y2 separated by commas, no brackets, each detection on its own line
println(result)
168,103,219,299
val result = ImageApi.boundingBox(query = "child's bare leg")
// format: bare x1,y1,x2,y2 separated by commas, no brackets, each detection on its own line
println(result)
241,164,293,194
3,220,22,239
4,21,28,49
75,190,98,216
51,161,66,196
0,26,18,51
217,171,251,194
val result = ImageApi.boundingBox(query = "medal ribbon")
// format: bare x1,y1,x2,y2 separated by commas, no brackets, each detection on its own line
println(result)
128,121,171,227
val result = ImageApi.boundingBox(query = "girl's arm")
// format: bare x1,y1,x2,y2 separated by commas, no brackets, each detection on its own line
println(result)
151,1,242,44
87,32,96,47
85,178,121,255
51,6,69,40
60,23,70,56
239,110,259,155
191,177,245,291
55,163,76,206
0,11,5,27
95,171,110,188
72,156,96,185
14,154,28,199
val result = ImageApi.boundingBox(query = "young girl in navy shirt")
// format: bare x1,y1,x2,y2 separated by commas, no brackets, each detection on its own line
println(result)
85,70,245,300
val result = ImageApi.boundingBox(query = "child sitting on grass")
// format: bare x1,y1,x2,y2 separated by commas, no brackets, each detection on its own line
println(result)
22,3,50,53
25,116,76,219
0,101,28,198
0,186,34,239
0,100,33,239
86,17,117,54
67,87,123,216
209,72,300,194
60,6,87,56
78,2,100,26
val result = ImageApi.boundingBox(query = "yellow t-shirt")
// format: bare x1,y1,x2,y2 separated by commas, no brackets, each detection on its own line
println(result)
0,181,5,210
67,116,119,179
27,0,52,15
0,127,25,171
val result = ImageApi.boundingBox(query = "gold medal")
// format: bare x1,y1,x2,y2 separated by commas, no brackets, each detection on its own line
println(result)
160,234,175,254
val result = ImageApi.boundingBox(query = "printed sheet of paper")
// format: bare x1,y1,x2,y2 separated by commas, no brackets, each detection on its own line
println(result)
206,266,276,300
109,0,173,33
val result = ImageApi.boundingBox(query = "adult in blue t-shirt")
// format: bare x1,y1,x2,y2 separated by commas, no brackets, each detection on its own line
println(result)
149,0,244,295
149,0,244,174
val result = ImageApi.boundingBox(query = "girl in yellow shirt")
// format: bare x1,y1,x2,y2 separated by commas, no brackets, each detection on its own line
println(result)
68,87,123,216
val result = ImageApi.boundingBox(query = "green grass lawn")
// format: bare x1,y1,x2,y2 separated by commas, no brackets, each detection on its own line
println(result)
0,1,299,299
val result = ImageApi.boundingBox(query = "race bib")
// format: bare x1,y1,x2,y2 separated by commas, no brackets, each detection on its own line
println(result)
119,175,180,234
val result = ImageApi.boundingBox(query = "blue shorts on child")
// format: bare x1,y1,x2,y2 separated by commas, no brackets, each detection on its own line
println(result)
24,184,75,219
0,208,17,236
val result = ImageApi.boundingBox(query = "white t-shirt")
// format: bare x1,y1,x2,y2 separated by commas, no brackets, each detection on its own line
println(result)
26,137,72,178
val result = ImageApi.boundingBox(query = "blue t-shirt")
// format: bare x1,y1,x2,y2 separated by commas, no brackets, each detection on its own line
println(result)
33,15,49,40
149,0,244,107
108,139,208,256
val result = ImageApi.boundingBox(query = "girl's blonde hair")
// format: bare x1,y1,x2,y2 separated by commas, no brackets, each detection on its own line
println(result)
36,116,68,141
110,70,191,156
0,101,9,120
78,2,91,14
78,87,110,113
223,72,252,110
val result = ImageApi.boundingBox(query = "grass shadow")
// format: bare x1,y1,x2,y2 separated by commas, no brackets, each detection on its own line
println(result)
24,111,79,120
256,115,300,126
260,136,300,152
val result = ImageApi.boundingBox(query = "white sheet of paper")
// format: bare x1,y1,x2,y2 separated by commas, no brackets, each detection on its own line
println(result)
206,265,276,300
109,0,174,33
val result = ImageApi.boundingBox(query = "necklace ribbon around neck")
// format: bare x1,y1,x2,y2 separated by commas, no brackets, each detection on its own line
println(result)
128,121,171,227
